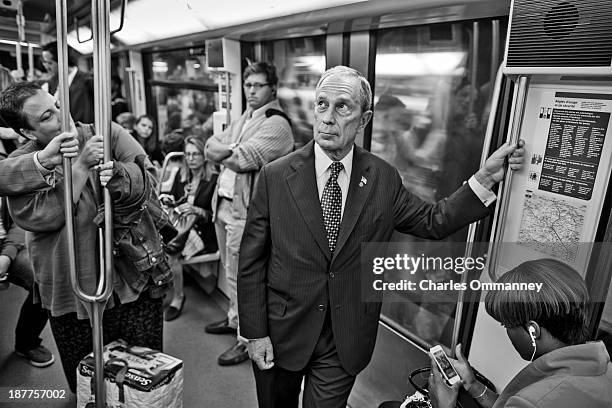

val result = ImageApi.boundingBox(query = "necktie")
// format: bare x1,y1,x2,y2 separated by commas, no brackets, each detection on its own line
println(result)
321,161,344,252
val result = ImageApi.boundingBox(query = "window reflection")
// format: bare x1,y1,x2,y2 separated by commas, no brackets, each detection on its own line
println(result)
151,49,217,85
261,36,326,148
153,86,218,141
373,21,504,347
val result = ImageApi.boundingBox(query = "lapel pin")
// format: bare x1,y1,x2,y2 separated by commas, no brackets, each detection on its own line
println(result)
359,176,367,187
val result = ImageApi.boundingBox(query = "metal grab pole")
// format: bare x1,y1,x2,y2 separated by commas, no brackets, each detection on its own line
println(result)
486,75,530,281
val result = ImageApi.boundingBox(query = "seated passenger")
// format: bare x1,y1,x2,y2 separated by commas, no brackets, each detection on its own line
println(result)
133,114,163,166
429,258,612,408
162,136,218,321
0,195,54,367
0,82,170,392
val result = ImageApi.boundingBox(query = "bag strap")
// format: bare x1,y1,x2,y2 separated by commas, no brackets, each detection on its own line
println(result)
265,108,292,128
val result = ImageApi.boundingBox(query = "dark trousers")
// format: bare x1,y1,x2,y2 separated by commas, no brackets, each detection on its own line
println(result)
8,249,48,353
252,314,356,408
48,291,163,393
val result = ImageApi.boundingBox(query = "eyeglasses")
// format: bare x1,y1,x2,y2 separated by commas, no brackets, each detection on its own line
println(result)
184,152,203,158
243,82,270,91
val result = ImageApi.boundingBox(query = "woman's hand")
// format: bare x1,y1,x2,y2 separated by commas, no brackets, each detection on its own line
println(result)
448,344,476,391
428,353,461,408
177,203,210,221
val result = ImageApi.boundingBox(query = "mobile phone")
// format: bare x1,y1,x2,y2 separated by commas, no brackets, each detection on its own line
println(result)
429,345,461,385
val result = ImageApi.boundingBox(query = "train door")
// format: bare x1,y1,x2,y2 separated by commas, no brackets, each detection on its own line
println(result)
469,0,612,390
349,17,508,407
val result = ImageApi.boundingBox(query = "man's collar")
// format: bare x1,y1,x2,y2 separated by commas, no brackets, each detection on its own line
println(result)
249,99,279,119
314,142,354,177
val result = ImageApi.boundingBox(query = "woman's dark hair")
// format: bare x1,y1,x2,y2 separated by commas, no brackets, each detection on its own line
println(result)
132,114,157,157
485,258,590,345
243,62,278,86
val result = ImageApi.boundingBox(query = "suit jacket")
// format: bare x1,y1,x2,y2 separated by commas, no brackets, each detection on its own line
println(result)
48,70,95,124
238,140,490,375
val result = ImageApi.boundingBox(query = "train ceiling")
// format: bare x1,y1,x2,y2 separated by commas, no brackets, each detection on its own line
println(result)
0,0,367,54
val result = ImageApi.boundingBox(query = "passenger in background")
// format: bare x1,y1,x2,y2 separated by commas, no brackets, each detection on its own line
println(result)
116,111,136,133
41,41,94,124
0,196,54,367
205,61,294,366
111,75,129,121
161,136,218,321
429,258,612,408
133,114,163,165
181,112,207,141
0,82,169,392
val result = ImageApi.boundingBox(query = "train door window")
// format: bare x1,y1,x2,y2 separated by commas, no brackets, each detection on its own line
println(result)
371,19,506,348
146,48,219,142
260,36,325,149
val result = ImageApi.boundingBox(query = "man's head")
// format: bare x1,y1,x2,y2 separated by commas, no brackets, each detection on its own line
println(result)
485,258,590,360
41,41,79,75
0,81,66,145
242,62,278,110
313,66,372,160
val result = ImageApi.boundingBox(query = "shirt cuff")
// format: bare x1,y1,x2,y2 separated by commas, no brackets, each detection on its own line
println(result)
33,152,56,186
468,175,496,207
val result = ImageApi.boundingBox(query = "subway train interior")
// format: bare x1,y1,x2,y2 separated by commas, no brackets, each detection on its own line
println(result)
1,0,612,407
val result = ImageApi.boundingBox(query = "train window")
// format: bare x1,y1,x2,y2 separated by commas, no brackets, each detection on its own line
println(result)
260,36,326,149
150,49,216,85
371,20,506,348
146,49,219,141
151,86,218,142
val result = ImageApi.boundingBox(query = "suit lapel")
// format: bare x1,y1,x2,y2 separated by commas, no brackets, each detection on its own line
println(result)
286,141,331,260
332,146,373,259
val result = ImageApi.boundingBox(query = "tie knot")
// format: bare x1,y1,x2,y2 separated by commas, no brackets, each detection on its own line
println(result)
329,162,344,180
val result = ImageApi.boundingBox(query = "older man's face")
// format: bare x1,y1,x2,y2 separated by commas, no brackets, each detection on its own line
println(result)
314,74,371,160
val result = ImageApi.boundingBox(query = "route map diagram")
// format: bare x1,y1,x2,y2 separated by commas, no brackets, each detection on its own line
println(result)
517,192,586,263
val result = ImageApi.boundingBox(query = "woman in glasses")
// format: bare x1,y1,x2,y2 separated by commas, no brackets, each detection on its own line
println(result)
162,135,218,321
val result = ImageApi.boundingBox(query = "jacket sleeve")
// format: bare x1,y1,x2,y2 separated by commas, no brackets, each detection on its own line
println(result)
0,153,52,196
393,169,491,239
237,166,272,339
7,185,68,232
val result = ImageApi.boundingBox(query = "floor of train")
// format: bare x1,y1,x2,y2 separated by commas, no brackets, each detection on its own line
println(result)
0,274,255,407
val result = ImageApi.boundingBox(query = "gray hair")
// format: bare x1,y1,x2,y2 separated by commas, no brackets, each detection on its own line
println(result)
316,66,372,112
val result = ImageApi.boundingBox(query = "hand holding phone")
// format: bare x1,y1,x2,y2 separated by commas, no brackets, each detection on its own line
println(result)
430,345,461,386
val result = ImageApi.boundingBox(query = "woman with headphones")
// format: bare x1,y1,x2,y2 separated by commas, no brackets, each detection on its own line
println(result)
429,258,612,408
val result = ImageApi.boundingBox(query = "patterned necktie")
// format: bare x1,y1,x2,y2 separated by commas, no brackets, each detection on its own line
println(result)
321,161,344,252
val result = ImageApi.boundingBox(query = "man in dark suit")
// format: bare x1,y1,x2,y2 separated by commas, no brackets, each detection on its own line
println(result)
237,66,525,408
42,41,95,124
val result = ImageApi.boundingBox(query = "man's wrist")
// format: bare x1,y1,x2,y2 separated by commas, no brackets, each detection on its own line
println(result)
474,169,496,190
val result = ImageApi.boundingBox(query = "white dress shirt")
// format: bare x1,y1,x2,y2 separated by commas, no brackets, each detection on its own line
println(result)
313,142,497,222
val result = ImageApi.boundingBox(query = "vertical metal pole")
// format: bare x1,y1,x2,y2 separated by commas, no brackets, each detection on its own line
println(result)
487,75,530,281
54,0,78,340
225,72,232,125
27,44,34,81
91,1,113,407
15,0,25,77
